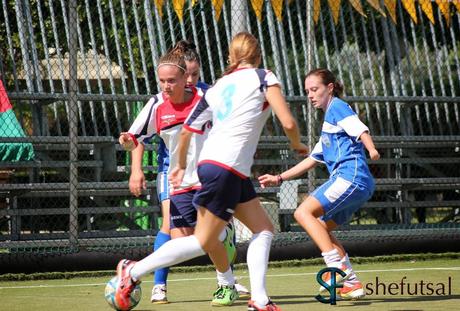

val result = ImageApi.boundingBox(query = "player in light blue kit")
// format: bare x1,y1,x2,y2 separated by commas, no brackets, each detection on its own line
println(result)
259,68,380,301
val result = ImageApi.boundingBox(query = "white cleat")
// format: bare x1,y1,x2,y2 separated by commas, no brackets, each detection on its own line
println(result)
150,284,168,304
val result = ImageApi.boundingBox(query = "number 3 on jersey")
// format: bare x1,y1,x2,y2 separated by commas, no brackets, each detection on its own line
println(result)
217,84,236,121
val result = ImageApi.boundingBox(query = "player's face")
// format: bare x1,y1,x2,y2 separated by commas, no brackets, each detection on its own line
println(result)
158,65,187,102
186,60,200,86
304,75,333,111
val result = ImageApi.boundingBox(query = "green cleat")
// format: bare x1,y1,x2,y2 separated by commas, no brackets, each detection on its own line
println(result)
223,222,237,265
211,285,239,306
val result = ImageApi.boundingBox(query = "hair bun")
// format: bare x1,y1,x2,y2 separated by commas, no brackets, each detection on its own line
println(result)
175,40,196,52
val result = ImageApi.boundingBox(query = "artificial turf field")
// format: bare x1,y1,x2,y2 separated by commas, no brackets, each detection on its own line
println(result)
1,255,459,311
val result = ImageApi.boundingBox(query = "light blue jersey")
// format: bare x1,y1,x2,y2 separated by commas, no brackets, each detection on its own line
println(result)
310,97,374,188
310,97,375,225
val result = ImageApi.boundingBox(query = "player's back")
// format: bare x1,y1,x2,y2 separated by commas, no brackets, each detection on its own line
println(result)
199,68,279,177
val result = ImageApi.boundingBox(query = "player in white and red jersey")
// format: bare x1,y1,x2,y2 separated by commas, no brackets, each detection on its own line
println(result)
117,44,240,308
126,85,206,195
117,33,306,311
148,41,212,304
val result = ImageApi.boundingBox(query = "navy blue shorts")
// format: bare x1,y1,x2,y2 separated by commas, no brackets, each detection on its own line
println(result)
169,190,197,229
193,163,257,221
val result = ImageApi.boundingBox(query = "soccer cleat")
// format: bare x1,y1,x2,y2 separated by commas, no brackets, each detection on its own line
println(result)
150,284,168,304
339,281,365,300
318,264,352,293
235,282,251,298
247,299,281,311
223,222,237,264
114,259,141,311
211,285,239,306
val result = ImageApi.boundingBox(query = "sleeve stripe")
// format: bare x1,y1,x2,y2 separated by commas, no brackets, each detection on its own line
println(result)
184,124,204,134
128,133,139,147
186,96,209,126
139,95,157,137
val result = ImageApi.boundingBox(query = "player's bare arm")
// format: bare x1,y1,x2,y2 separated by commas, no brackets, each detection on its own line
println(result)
359,131,380,160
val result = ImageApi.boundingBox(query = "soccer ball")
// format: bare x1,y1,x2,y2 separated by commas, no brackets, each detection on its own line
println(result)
105,276,142,311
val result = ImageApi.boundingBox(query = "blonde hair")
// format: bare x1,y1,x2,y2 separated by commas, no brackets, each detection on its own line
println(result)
224,32,261,75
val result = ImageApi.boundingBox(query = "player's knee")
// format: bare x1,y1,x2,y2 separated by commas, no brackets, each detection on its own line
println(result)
294,207,310,222
199,238,221,253
264,222,275,234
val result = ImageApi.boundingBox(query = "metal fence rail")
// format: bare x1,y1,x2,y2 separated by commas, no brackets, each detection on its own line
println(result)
1,1,459,255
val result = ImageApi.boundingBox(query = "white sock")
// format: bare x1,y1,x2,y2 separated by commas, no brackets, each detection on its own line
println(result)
321,249,341,268
341,253,357,281
216,267,235,286
130,235,205,280
247,230,273,307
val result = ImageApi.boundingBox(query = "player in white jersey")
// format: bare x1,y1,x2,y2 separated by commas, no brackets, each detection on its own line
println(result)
259,68,380,301
117,45,240,308
121,40,211,304
115,32,307,311
169,32,307,311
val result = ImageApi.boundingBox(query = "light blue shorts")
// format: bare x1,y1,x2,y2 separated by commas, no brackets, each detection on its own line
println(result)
156,171,170,202
312,176,374,225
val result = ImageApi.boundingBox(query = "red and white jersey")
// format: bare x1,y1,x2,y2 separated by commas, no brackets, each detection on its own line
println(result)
128,86,208,194
184,68,280,177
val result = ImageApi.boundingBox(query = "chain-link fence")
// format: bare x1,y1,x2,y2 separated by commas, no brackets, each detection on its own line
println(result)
1,0,460,258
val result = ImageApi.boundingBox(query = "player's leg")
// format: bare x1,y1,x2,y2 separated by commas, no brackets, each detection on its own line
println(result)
114,229,207,310
151,172,171,304
169,189,238,305
294,177,371,294
224,219,251,298
114,164,236,307
220,220,237,266
326,218,366,300
233,197,281,311
326,185,372,300
192,207,239,306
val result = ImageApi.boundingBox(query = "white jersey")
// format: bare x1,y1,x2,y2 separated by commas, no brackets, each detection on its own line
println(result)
128,86,209,194
184,68,280,177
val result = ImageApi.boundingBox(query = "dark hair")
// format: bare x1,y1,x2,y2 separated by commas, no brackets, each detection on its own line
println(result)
158,43,188,73
224,32,261,75
306,68,344,98
173,40,201,65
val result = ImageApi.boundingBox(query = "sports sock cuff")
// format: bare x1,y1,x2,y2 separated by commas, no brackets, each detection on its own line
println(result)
322,248,341,266
153,231,171,251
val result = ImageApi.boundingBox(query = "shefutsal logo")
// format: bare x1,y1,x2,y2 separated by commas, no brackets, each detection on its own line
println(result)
315,267,347,305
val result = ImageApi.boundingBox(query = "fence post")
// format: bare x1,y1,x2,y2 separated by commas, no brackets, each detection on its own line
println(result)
68,0,79,252
231,0,248,36
306,0,316,193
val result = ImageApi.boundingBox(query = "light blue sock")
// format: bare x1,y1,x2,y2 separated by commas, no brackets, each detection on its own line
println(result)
153,231,171,285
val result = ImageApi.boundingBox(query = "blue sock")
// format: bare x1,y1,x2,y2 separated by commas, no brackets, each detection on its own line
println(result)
153,231,171,285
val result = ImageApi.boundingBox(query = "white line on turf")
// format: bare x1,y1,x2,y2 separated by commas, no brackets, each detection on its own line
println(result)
0,266,459,290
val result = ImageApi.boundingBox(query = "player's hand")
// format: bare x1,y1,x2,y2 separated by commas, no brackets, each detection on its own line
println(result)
169,166,185,189
369,149,380,161
290,142,309,156
258,174,278,188
119,132,136,151
129,170,146,197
